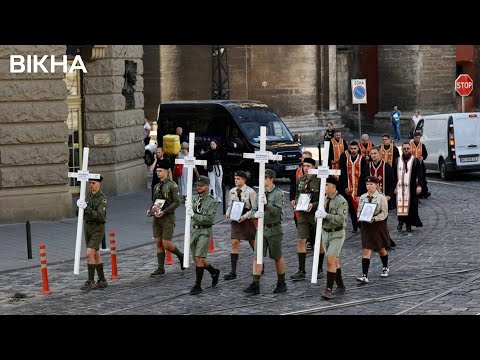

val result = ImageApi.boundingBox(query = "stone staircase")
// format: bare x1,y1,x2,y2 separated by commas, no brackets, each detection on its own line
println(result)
282,116,325,144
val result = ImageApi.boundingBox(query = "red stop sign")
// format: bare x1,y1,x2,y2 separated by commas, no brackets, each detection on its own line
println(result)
456,74,473,96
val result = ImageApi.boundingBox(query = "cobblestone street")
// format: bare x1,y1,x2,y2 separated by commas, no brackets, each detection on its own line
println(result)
1,172,480,315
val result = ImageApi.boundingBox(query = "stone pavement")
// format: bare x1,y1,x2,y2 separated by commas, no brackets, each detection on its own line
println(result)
2,170,480,315
0,187,226,273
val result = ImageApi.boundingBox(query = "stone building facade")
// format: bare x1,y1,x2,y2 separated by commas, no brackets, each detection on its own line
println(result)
0,45,146,224
144,44,479,138
2,44,478,224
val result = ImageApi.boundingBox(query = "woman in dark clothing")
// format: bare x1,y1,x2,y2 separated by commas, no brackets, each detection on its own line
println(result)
318,121,335,162
199,139,223,202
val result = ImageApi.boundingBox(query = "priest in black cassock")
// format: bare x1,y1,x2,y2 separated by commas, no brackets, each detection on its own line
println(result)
395,142,424,232
358,146,395,210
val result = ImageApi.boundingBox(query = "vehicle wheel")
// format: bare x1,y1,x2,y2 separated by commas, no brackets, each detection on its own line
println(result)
439,159,451,180
144,150,154,166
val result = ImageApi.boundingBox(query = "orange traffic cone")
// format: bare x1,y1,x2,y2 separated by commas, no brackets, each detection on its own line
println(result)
166,250,174,265
208,233,216,253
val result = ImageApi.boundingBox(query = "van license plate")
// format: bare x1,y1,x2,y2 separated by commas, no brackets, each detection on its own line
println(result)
461,157,478,162
285,165,298,170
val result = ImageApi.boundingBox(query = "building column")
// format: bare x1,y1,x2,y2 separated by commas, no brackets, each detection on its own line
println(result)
316,45,341,127
0,45,71,224
374,45,456,134
83,45,146,196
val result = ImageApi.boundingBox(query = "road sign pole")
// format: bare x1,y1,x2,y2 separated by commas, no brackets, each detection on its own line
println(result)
358,104,362,140
462,96,465,113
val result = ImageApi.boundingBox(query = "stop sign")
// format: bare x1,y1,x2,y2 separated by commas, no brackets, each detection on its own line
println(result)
455,74,473,96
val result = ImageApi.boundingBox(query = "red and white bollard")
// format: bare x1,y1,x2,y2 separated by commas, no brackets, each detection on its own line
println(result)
208,233,216,253
166,250,174,265
109,231,119,279
39,244,52,295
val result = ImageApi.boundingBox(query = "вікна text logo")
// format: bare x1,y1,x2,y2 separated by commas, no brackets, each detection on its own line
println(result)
10,55,87,73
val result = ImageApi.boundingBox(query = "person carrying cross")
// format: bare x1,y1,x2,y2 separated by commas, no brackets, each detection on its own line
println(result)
76,175,108,290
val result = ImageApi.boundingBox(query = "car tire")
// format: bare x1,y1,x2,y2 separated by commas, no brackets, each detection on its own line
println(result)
439,158,452,180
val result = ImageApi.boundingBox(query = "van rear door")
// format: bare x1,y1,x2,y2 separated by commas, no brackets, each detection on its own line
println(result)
453,114,480,167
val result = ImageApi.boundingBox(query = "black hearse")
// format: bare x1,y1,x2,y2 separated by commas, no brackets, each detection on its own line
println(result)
156,100,304,185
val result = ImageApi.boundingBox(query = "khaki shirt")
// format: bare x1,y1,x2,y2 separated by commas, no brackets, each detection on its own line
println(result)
357,190,388,222
226,184,257,219
323,191,348,230
192,193,217,226
153,179,180,216
84,191,107,223
252,185,284,224
296,175,320,217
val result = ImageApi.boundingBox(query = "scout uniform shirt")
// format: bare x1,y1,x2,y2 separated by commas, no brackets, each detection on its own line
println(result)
191,193,218,257
84,190,107,249
192,193,217,227
323,191,348,231
226,184,256,219
296,174,320,221
85,190,107,224
252,185,284,234
153,178,181,219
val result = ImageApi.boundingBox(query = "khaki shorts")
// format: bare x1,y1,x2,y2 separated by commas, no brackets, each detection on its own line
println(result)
85,224,105,251
190,229,211,258
297,217,316,239
152,215,175,240
321,229,345,257
254,225,283,260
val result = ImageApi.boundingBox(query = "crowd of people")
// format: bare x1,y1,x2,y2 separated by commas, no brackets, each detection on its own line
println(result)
77,117,431,299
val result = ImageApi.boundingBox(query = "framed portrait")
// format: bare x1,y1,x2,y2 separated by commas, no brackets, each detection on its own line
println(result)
230,201,245,222
358,202,377,222
295,193,311,212
151,199,166,216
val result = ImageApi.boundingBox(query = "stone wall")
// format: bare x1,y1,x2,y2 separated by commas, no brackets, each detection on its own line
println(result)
143,45,161,122
83,45,146,196
0,45,72,223
375,45,457,134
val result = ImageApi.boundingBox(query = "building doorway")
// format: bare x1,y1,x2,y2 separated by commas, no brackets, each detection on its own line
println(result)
64,60,84,193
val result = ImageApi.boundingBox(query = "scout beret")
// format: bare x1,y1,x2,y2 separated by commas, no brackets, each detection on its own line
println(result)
195,175,210,186
326,176,338,186
156,159,171,170
235,171,248,180
89,175,103,182
303,157,316,166
265,169,276,178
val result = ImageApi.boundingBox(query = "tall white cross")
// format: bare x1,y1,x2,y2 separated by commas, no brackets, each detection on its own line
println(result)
68,147,101,275
308,141,341,283
243,126,282,264
175,132,207,269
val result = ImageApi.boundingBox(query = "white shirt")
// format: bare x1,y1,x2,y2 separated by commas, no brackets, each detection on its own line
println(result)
412,115,422,126
144,121,151,139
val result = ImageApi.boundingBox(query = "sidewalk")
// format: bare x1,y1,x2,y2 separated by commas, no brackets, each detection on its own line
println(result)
0,187,225,273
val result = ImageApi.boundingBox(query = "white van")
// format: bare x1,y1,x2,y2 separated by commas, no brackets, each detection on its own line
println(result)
415,112,480,180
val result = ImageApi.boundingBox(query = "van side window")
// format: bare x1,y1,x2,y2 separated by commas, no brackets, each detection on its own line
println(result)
416,119,424,133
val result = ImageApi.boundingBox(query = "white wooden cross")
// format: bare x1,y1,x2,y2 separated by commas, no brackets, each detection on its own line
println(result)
175,132,207,269
308,141,341,283
243,126,282,265
68,147,101,275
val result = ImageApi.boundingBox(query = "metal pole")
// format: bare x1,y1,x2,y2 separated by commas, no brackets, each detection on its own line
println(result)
26,221,32,259
101,233,106,249
462,96,465,113
222,183,227,215
358,104,362,141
